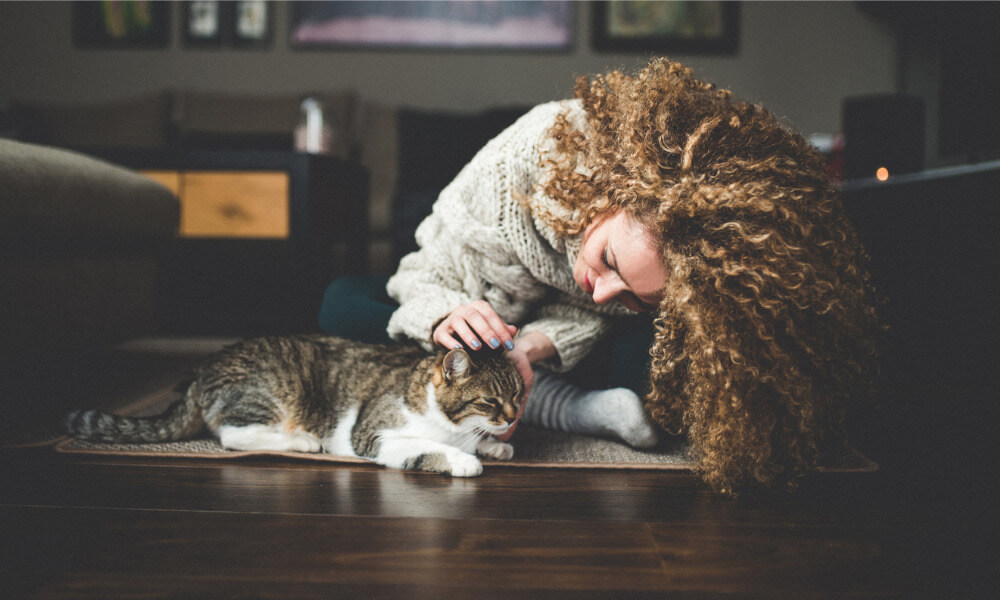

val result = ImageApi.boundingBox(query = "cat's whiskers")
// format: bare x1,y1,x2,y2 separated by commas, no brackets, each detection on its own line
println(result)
452,424,485,450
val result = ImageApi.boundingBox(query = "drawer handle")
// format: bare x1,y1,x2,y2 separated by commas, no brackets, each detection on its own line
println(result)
219,204,252,222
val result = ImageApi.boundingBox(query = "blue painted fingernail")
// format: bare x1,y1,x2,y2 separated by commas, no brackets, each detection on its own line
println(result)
505,340,515,350
453,344,463,349
470,340,481,349
489,337,500,348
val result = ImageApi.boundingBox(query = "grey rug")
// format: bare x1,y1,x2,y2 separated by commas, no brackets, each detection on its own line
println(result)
52,384,877,472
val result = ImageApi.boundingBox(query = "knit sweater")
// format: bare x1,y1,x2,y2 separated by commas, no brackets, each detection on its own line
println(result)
385,99,633,372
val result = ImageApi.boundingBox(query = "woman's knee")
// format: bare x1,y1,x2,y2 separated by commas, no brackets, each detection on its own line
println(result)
318,276,394,342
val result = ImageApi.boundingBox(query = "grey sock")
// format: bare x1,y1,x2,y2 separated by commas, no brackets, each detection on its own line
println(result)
524,369,658,448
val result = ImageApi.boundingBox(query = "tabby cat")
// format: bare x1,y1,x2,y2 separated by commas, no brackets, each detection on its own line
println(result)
65,335,524,477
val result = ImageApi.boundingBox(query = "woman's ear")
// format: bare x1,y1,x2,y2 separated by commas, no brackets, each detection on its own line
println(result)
443,349,472,381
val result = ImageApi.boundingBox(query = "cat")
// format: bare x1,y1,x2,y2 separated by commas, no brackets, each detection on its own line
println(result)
64,335,524,477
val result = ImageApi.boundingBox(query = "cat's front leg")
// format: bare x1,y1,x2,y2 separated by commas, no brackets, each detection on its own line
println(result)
375,436,484,477
476,436,514,461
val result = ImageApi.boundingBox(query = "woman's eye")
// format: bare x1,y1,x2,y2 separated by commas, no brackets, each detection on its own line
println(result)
601,248,612,269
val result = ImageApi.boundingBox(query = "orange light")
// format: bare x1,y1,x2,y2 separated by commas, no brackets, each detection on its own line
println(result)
876,167,890,181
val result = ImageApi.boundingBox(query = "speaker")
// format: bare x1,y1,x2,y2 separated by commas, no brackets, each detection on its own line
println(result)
842,94,925,181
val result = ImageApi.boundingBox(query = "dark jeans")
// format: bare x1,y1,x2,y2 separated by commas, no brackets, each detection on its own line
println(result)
318,276,653,394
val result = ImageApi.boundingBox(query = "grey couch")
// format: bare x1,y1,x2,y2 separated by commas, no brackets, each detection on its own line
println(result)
0,139,179,358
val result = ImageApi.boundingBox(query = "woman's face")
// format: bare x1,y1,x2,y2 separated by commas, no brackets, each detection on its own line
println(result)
573,210,666,312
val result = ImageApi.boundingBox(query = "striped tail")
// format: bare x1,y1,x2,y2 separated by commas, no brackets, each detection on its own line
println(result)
64,394,203,443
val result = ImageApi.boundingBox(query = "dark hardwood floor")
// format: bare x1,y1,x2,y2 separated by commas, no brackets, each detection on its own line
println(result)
0,446,979,598
0,341,989,598
0,449,931,598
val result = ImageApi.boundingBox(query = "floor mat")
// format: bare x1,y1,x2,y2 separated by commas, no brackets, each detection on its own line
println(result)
53,383,878,472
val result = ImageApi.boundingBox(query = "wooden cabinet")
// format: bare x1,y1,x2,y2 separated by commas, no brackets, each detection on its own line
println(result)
106,150,370,335
141,169,291,239
178,171,290,239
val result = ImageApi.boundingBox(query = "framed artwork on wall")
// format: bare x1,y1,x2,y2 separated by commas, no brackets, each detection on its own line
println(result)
591,1,739,55
289,0,574,51
184,0,273,49
72,0,171,49
233,0,274,48
183,1,224,47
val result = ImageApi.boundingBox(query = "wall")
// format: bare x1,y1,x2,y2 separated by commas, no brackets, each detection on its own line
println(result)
0,1,896,138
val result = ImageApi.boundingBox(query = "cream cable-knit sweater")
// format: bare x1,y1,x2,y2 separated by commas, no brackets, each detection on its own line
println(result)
385,100,633,372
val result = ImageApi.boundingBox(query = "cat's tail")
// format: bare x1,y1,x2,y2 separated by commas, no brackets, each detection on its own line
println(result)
64,390,204,443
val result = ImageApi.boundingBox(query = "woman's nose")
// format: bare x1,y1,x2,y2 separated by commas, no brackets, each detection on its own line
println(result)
592,275,623,304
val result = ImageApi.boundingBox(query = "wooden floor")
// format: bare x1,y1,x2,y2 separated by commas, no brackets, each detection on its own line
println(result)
0,343,988,598
0,450,875,598
0,447,977,599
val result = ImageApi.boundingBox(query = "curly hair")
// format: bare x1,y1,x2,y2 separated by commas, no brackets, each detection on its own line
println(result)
539,59,881,494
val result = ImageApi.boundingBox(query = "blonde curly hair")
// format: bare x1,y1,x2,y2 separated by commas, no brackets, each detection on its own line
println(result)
539,59,881,494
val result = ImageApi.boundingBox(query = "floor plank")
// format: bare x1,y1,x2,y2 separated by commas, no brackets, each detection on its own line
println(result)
2,505,670,599
1,448,886,525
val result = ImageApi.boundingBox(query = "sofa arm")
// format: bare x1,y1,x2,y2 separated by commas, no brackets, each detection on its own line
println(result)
0,139,178,245
0,140,180,358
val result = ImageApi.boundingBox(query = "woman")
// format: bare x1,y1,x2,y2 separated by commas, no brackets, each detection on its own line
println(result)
322,58,880,494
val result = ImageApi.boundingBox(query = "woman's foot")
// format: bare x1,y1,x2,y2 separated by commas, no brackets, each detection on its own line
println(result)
524,370,658,448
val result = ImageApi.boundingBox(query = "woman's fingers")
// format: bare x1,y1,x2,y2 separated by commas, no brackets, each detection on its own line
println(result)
433,327,464,350
449,316,484,350
467,301,516,350
458,306,504,349
433,302,517,352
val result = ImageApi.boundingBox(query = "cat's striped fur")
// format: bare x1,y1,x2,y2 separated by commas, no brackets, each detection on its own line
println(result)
65,335,524,476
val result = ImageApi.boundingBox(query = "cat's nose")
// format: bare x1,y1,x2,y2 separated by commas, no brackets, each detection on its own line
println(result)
502,404,517,423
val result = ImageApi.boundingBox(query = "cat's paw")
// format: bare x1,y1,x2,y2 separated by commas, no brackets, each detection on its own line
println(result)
400,451,483,477
290,432,323,453
477,438,514,461
447,452,484,477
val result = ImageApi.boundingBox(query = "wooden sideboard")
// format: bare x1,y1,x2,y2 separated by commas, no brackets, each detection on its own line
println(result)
101,149,369,334
142,169,292,239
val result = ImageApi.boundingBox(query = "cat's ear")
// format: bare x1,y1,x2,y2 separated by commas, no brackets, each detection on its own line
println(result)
443,349,472,381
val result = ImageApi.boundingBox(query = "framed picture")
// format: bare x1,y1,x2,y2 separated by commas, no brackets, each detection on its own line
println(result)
289,0,574,51
184,1,273,49
232,0,274,48
591,1,739,55
72,1,171,49
184,1,224,47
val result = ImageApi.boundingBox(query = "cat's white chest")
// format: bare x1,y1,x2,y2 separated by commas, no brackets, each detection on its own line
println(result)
327,382,513,477
396,385,483,454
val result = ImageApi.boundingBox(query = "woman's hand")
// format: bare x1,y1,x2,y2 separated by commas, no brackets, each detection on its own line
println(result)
498,331,555,441
433,300,518,351
496,346,533,442
434,304,557,441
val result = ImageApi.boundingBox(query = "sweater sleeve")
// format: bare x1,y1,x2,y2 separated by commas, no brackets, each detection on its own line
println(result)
385,102,561,351
385,208,477,352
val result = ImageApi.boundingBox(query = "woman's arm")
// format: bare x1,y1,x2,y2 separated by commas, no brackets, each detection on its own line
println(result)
515,330,557,364
386,102,569,352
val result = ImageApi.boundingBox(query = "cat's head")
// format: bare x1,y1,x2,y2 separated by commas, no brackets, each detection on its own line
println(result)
430,346,525,436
